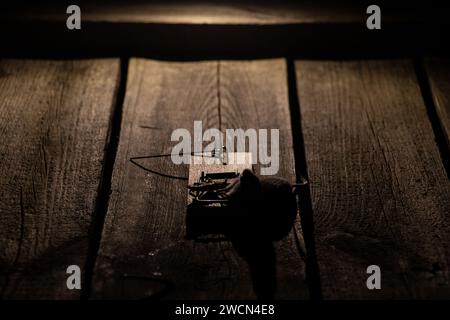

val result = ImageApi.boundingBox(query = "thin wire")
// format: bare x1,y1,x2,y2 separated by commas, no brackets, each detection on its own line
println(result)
129,151,220,180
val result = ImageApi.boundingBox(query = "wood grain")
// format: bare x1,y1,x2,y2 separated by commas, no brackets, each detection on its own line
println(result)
219,60,306,299
425,58,450,153
92,58,307,299
1,2,440,58
0,59,120,299
296,60,450,299
1,2,376,25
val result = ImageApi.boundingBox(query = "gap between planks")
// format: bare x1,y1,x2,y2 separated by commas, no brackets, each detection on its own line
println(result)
0,59,120,299
416,58,450,179
81,57,130,299
296,59,450,299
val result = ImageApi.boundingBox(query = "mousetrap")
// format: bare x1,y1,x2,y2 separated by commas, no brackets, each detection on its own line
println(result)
187,148,253,205
186,148,252,239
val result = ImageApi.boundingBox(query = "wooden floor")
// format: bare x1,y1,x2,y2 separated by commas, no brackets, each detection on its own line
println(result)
1,2,450,300
1,56,449,300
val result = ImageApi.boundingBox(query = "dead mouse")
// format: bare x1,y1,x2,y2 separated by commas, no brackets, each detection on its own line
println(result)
224,169,297,241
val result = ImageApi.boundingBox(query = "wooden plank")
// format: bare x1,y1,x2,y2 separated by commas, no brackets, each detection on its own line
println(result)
425,58,450,154
1,2,444,58
5,2,416,25
0,59,120,299
218,60,306,299
296,60,450,299
92,58,307,299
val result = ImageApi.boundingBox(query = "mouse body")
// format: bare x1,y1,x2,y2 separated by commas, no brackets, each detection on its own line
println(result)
225,169,297,241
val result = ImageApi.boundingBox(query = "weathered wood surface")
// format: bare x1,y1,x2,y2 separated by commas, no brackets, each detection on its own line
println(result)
0,59,120,299
4,2,411,24
296,60,450,299
92,58,307,299
425,58,450,154
2,2,441,58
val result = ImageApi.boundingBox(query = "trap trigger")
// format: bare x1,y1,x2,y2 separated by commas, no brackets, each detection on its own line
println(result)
187,151,253,206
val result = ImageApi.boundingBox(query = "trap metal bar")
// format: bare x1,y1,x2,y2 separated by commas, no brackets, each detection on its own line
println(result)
187,149,253,205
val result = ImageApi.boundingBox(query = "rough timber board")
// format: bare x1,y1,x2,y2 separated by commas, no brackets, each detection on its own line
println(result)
0,59,120,299
296,60,450,299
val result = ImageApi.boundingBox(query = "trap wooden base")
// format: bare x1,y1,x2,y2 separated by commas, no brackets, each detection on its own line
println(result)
188,152,253,204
